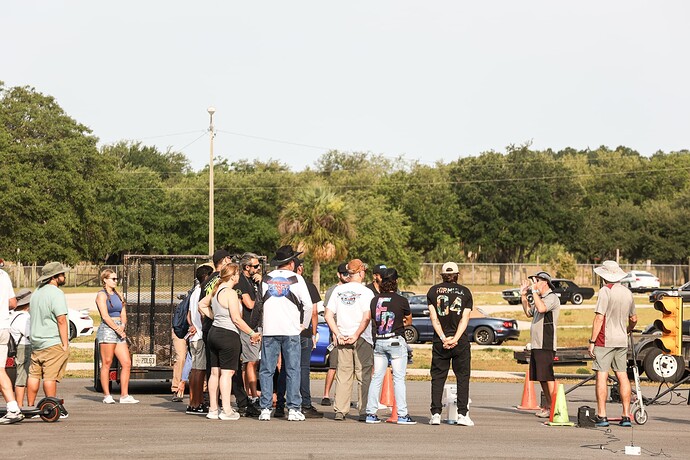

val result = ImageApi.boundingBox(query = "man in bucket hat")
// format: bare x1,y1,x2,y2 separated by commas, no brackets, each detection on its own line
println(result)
588,260,637,427
27,262,70,416
520,270,560,419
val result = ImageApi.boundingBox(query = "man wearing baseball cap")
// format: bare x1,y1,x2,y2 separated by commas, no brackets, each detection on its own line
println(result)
520,270,560,418
426,261,475,426
366,264,387,295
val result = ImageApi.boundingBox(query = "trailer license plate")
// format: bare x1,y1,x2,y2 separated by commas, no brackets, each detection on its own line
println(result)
133,354,156,367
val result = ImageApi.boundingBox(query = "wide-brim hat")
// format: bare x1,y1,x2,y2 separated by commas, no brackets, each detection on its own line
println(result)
594,260,627,283
269,245,303,266
37,262,69,284
529,271,555,290
16,288,32,307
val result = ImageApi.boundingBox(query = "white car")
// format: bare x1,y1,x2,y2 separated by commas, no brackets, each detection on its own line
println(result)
619,270,660,292
68,308,94,340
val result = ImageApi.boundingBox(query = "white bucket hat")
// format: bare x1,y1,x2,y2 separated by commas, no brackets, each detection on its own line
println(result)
594,260,627,283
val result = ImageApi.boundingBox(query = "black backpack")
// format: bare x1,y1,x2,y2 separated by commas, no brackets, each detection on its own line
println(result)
172,283,197,339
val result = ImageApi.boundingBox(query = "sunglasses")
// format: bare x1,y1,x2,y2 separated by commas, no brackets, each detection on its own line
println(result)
249,264,260,269
108,277,119,281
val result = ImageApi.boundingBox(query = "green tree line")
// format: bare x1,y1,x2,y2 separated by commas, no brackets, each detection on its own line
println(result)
2,83,689,287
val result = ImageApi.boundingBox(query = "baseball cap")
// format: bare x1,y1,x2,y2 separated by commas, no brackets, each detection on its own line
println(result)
380,268,399,281
346,259,368,274
441,262,459,275
529,271,555,289
372,264,387,275
337,263,349,275
212,249,231,266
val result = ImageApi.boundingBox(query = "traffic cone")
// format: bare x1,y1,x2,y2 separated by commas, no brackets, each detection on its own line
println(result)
517,368,541,411
547,383,574,426
380,368,395,407
385,397,398,423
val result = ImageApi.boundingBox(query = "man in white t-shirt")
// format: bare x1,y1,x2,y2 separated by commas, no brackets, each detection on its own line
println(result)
257,246,313,422
325,258,374,421
0,267,22,424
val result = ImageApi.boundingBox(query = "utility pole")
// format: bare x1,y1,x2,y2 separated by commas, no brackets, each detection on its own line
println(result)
208,107,216,255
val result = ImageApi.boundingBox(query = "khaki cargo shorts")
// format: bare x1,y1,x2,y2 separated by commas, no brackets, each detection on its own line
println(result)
29,344,70,381
592,346,627,373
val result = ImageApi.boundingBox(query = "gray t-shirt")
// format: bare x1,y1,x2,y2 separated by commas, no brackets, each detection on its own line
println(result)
594,283,636,348
528,290,560,351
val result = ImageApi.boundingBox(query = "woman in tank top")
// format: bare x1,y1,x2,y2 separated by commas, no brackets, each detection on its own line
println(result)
199,263,262,420
95,269,138,405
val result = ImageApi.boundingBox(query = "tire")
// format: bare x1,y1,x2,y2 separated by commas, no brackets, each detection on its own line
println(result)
571,293,584,305
69,321,77,341
473,326,495,346
403,326,419,344
38,399,61,423
94,340,102,392
632,403,648,425
508,300,520,305
643,347,684,383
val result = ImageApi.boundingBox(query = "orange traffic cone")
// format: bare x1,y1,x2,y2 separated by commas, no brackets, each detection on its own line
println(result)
517,368,541,411
380,368,395,407
385,397,398,423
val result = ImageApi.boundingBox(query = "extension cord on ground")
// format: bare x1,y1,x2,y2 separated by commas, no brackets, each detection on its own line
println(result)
625,445,641,456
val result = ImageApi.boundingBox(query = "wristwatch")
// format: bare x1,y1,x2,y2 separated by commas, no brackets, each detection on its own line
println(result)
588,340,596,344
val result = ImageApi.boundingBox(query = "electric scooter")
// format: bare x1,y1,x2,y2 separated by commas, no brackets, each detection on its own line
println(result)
0,397,66,422
629,331,647,425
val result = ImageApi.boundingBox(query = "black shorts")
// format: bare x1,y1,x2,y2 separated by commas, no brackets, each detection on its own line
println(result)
529,349,555,382
207,326,241,371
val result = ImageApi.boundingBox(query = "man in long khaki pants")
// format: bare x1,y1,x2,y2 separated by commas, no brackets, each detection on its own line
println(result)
325,259,374,421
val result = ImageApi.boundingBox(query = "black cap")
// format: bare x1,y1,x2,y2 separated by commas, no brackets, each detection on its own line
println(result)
372,264,388,275
529,271,555,290
212,249,231,266
293,257,303,269
380,268,399,281
337,263,349,275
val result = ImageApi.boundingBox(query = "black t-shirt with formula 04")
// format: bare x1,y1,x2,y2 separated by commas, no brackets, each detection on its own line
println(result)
426,282,473,342
369,292,411,340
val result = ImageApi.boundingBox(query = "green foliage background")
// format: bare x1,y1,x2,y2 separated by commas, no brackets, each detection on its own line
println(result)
2,83,690,280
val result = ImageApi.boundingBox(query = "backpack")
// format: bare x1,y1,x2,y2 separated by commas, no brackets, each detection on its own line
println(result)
172,283,197,339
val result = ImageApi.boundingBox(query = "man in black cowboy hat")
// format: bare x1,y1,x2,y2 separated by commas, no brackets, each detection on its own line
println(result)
257,246,313,422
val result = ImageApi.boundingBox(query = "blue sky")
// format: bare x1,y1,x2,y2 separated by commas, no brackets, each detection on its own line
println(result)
4,1,689,171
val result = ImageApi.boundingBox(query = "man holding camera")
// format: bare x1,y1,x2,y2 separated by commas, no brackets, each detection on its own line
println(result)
520,271,560,418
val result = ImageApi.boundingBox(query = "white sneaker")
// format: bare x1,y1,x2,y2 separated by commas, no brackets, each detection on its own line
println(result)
119,395,139,404
288,409,305,421
456,413,474,426
0,410,24,425
103,395,116,404
206,409,219,420
218,410,240,421
259,408,271,421
429,413,441,425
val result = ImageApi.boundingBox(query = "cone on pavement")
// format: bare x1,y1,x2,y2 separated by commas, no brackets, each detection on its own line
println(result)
385,397,398,423
380,368,395,407
547,383,574,426
517,368,541,411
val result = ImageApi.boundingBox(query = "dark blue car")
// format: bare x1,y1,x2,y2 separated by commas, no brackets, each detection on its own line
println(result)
404,295,519,345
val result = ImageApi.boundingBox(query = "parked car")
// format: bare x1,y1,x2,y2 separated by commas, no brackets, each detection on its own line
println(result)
403,307,519,345
68,308,94,340
619,270,660,292
502,278,594,305
648,280,690,303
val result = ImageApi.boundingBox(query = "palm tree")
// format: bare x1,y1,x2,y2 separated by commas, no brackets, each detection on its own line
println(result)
278,185,355,290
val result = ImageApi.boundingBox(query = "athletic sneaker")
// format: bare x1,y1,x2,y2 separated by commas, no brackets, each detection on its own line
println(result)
429,413,441,425
302,405,322,419
594,415,609,427
59,407,69,419
259,408,271,421
186,405,209,415
535,409,550,418
334,412,345,421
619,416,632,427
219,410,240,421
320,397,331,406
456,413,475,426
365,414,381,424
0,410,24,425
206,409,219,420
288,409,305,421
273,406,285,418
397,414,417,425
103,395,116,404
119,395,139,404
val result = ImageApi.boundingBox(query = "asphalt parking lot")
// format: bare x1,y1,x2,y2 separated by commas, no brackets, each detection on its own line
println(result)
3,378,689,459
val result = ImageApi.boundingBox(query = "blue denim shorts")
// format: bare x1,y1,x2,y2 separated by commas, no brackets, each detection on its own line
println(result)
96,318,126,344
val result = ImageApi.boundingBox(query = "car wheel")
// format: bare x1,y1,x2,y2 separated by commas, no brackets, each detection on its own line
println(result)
403,326,419,344
94,340,103,392
643,347,685,383
508,300,520,305
571,293,583,305
69,321,77,341
473,326,495,346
